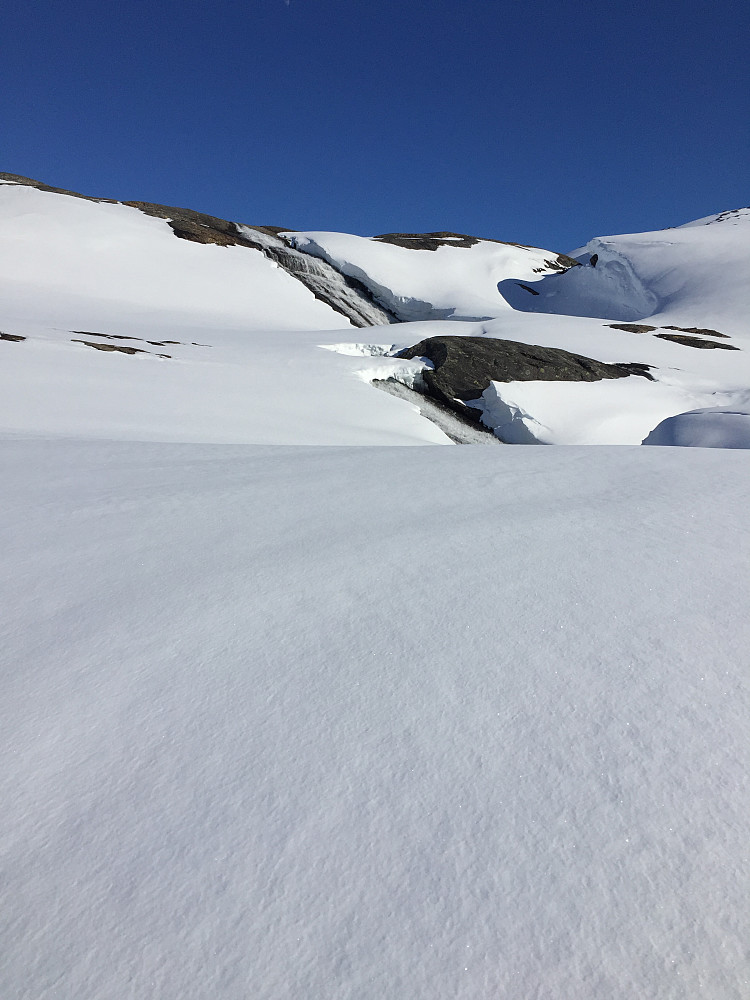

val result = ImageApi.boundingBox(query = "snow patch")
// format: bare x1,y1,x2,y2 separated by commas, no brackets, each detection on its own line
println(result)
642,402,750,448
357,356,434,391
472,377,698,445
497,243,658,321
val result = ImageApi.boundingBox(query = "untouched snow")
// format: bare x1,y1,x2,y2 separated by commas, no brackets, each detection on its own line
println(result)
2,440,749,1000
471,376,698,445
0,323,452,445
498,208,750,338
643,402,750,448
0,184,352,335
1,180,750,998
283,231,571,321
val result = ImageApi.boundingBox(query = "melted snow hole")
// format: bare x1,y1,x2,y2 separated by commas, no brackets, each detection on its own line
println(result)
318,343,396,357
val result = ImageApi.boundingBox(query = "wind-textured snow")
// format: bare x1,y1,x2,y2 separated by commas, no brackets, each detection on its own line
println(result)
1,177,749,998
2,441,748,1000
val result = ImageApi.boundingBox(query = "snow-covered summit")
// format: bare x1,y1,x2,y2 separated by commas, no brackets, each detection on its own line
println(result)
282,229,577,322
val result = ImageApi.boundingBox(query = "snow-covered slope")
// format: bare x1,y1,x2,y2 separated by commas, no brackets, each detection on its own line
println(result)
283,229,577,321
3,174,748,448
0,178,443,444
1,175,749,998
498,207,750,337
3,440,749,1000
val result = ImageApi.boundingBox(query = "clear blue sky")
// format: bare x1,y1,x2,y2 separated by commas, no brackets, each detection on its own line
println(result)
2,0,748,250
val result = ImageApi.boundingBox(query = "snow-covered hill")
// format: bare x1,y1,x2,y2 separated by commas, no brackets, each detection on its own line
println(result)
1,174,748,447
1,174,748,1000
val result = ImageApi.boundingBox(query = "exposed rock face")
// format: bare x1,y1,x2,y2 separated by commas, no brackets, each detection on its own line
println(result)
397,335,653,419
374,232,483,250
0,172,119,204
606,323,658,333
655,333,738,350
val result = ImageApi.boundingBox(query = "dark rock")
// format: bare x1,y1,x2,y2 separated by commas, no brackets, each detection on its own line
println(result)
0,332,26,342
517,283,540,295
590,253,599,267
72,330,144,341
372,232,580,272
72,339,154,356
660,325,729,338
374,232,481,250
655,333,738,350
396,335,653,418
606,323,658,333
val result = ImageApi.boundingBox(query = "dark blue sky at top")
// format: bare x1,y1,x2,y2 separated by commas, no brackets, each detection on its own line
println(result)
2,0,748,250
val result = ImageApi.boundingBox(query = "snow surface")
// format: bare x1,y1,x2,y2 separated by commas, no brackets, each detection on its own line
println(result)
282,231,569,322
2,180,750,997
642,402,750,448
470,375,694,445
2,441,749,1000
2,183,750,449
0,184,352,336
569,210,750,338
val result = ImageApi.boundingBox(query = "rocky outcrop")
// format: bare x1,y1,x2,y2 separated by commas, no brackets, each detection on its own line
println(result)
655,333,738,350
0,172,119,204
397,335,653,420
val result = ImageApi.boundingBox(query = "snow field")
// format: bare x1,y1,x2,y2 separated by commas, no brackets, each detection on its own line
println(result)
1,440,748,1000
1,179,750,998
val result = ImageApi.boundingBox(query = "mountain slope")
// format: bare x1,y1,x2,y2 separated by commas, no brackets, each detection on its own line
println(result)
2,173,749,447
499,207,750,337
1,176,749,1000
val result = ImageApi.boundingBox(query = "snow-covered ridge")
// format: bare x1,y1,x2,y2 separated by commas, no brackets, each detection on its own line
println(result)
1,171,749,448
676,206,750,228
282,230,578,322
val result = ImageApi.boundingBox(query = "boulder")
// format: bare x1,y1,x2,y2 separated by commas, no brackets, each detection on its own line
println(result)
397,335,653,417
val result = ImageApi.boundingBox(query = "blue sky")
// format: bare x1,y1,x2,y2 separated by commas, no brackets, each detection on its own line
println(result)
3,0,748,250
